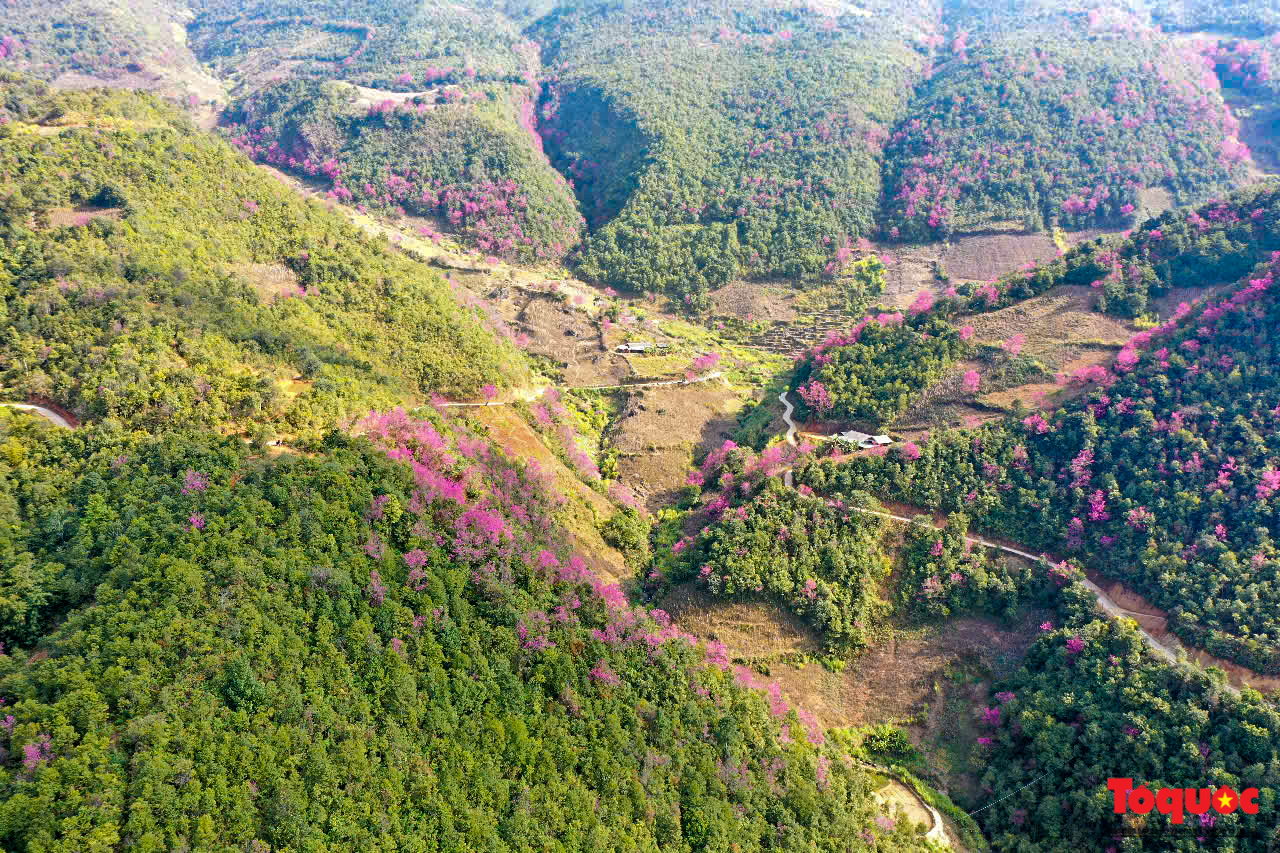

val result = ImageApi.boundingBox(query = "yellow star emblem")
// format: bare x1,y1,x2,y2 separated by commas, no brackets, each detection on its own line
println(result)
1217,790,1234,810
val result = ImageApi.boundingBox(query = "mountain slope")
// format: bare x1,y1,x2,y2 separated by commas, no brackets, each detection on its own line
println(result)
882,12,1244,239
0,76,523,438
532,0,940,307
0,409,937,851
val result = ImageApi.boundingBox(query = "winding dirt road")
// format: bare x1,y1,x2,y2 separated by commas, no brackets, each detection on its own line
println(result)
779,391,797,488
1,403,73,428
779,390,798,447
770,393,1225,685
848,507,1180,666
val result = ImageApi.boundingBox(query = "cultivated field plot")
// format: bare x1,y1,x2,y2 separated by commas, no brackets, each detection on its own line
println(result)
611,384,742,512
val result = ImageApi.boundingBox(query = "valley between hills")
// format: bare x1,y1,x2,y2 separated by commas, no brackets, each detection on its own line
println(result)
3,2,1280,851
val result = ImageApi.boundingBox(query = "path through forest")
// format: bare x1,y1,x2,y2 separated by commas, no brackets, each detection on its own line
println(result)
0,403,74,428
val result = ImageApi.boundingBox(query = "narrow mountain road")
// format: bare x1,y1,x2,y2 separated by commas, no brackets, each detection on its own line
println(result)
847,507,1180,665
1,403,73,428
778,391,797,446
770,392,1191,678
779,391,797,488
855,760,949,846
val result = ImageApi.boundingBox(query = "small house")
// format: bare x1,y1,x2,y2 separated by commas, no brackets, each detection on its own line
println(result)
834,430,893,450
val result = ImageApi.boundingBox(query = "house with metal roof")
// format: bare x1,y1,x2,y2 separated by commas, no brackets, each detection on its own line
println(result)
834,430,892,449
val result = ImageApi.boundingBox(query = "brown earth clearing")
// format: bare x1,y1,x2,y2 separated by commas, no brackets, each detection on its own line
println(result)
940,232,1060,283
610,383,743,512
661,581,1045,808
45,204,124,229
710,280,798,324
231,262,302,302
964,285,1132,364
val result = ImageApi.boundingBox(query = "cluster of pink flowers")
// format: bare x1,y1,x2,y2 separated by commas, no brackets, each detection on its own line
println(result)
589,660,621,686
797,379,833,415
225,115,582,261
21,734,54,772
907,289,935,316
1022,414,1051,434
181,469,209,495
691,351,721,372
1256,469,1280,500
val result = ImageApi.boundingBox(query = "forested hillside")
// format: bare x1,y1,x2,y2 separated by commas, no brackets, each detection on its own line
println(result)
882,18,1245,239
800,247,1280,673
0,0,218,99
668,412,1280,851
0,73,949,852
186,0,541,88
0,77,520,439
7,0,1274,305
5,2,1280,850
790,314,969,425
0,411,938,850
224,79,583,263
532,0,938,307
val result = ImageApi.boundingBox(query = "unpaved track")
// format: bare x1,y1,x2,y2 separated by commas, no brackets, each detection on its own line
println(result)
771,392,1218,686
1,403,73,428
779,391,797,488
849,507,1180,665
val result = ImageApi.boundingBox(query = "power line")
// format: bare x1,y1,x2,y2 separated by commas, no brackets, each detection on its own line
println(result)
966,772,1050,818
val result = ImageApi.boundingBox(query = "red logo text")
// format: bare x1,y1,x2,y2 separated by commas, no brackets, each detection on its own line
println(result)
1108,778,1260,824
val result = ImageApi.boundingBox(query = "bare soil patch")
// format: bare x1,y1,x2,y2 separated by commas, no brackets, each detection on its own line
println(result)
965,285,1132,368
941,233,1059,282
978,381,1070,413
52,69,169,93
661,584,819,657
611,384,741,512
874,779,937,834
879,255,942,311
1150,283,1227,319
231,262,302,302
759,615,1042,732
1137,186,1176,217
617,448,694,515
710,280,797,324
350,84,441,109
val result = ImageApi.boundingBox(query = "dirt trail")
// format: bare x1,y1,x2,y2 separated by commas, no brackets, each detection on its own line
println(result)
779,391,797,488
853,506,1280,693
859,762,949,846
1,403,74,428
769,389,1269,692
439,371,725,407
